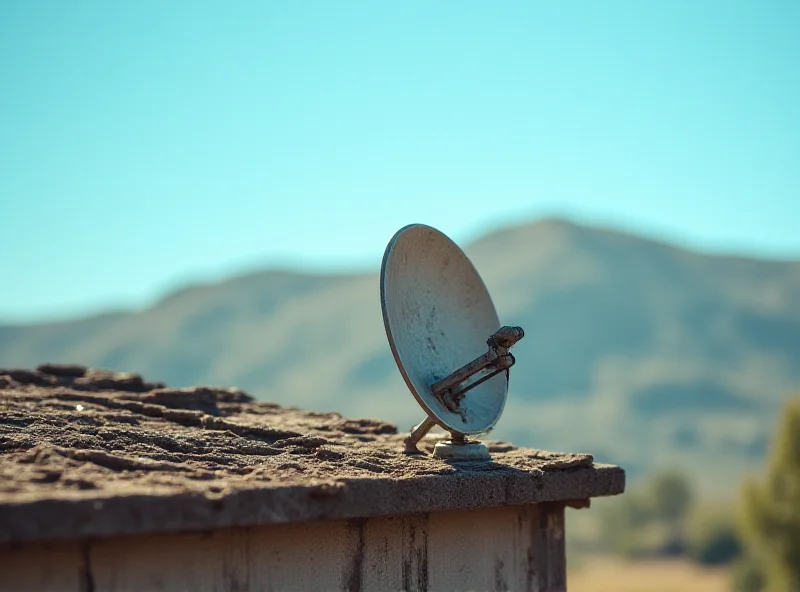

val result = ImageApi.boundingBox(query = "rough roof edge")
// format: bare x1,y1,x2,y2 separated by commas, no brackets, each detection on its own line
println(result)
0,465,624,544
0,365,625,544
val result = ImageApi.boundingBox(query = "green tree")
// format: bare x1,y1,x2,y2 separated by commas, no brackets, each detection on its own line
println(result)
686,505,741,566
738,397,800,591
595,469,695,558
645,468,693,523
644,468,694,550
596,492,653,557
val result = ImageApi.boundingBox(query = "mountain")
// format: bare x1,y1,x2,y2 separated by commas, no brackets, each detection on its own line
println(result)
2,218,799,493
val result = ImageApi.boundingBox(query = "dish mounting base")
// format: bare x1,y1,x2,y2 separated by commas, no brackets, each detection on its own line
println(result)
433,439,490,461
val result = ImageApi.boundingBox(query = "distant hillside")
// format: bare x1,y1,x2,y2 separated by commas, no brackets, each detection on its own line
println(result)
2,218,799,492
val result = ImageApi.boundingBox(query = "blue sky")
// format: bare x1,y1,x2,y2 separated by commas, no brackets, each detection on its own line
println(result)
1,1,798,323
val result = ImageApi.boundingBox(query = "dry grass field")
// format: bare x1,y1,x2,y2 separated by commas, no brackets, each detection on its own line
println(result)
568,558,730,592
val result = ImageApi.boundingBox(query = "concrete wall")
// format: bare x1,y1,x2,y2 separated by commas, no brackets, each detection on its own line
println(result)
0,503,567,592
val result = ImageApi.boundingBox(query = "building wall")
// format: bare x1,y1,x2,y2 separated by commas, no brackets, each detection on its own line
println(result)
0,503,567,592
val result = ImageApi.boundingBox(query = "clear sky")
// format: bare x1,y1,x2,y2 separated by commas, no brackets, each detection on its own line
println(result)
1,1,798,323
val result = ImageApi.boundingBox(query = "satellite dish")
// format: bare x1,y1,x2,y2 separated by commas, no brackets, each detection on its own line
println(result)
380,224,524,461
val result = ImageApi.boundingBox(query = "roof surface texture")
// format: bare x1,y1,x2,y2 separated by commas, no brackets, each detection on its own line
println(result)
0,365,624,544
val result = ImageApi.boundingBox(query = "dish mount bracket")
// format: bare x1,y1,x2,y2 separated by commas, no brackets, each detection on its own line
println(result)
404,325,524,460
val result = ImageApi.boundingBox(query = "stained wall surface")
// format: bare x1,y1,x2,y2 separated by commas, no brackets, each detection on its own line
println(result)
0,503,567,592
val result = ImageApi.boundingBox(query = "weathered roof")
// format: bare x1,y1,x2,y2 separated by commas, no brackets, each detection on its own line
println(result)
0,365,624,544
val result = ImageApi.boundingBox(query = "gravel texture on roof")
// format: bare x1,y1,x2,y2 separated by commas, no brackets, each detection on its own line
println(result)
0,364,624,543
